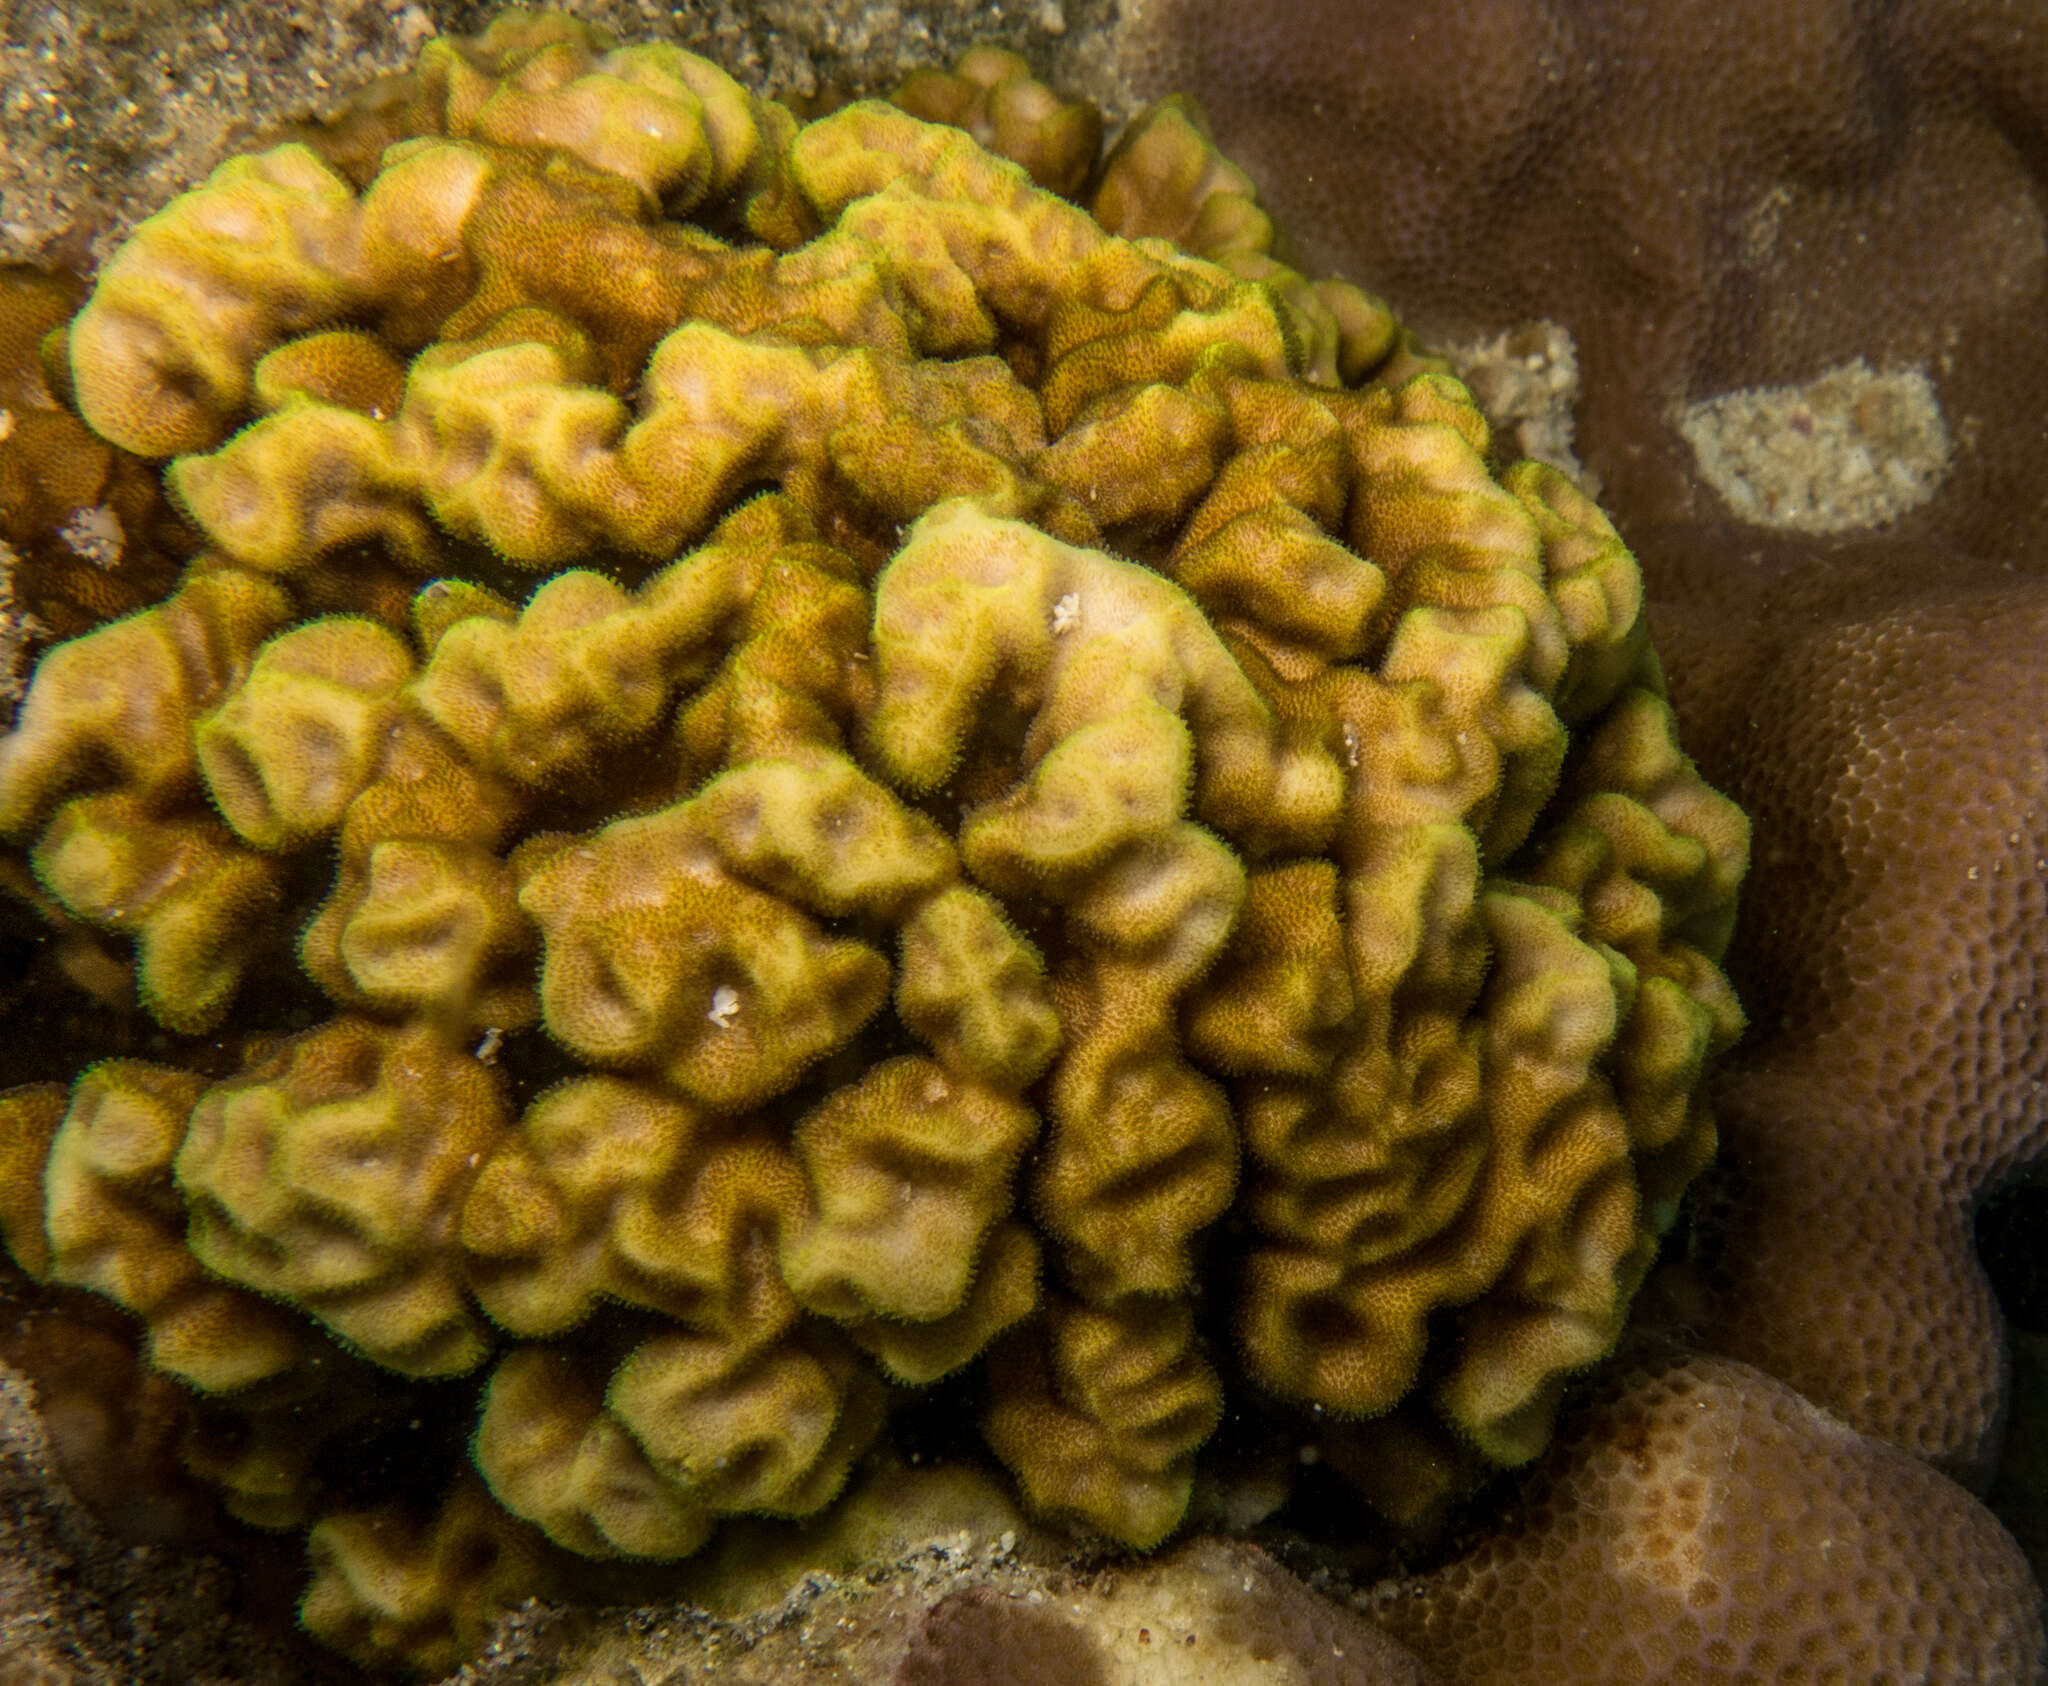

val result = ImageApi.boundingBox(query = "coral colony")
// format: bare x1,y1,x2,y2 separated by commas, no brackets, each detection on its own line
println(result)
0,12,1753,1673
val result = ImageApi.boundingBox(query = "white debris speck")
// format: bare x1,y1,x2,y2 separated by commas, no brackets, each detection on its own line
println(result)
59,504,124,569
707,985,740,1029
0,539,43,709
1340,725,1360,770
474,1026,503,1063
1051,592,1081,635
1441,319,1595,491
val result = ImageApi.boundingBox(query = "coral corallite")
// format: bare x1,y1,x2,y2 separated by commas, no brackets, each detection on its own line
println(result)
0,11,1747,1674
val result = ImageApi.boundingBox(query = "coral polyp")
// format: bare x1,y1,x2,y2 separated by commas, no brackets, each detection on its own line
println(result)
0,11,1744,1673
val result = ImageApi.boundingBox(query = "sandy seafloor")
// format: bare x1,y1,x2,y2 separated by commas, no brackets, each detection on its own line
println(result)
2,0,2046,1681
0,0,1131,271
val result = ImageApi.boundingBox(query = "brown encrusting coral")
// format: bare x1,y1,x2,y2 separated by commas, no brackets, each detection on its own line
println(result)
0,9,1750,1674
1116,0,2048,562
1645,536,2048,1485
1371,1351,2045,1686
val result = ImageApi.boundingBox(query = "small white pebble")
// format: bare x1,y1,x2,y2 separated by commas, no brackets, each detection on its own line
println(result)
1051,591,1081,635
59,504,124,570
707,984,740,1028
393,3,435,47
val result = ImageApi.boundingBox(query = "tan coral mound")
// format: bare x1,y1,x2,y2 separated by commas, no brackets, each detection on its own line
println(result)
0,11,1745,1673
1116,0,2048,560
1371,1351,2047,1685
1638,538,2048,1483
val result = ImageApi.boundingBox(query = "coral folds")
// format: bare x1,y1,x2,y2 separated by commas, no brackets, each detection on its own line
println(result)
0,12,1745,1674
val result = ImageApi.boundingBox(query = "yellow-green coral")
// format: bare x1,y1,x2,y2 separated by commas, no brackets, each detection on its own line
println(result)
195,616,414,850
301,1475,555,1675
0,11,1747,1675
175,1016,509,1378
890,46,1103,198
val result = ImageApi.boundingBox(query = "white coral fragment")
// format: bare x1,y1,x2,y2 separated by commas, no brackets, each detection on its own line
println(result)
1679,359,1950,533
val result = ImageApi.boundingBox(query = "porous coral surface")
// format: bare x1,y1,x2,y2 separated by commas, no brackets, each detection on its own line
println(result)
0,9,1748,1675
1640,531,2048,1492
1371,1351,2045,1686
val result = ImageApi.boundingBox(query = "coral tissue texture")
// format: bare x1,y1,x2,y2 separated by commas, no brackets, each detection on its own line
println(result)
1372,1352,2046,1686
1646,546,2048,1486
1114,0,2048,560
0,264,192,686
0,9,1748,1675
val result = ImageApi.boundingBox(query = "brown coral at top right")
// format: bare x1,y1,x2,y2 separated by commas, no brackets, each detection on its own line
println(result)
1117,0,2048,562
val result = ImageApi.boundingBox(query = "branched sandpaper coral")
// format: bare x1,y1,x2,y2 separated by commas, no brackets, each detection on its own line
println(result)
0,11,1745,1674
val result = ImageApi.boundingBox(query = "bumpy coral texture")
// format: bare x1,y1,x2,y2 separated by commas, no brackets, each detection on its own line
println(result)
1116,0,2048,560
0,11,1746,1674
0,267,194,678
1643,539,2048,1486
1372,1352,2046,1685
